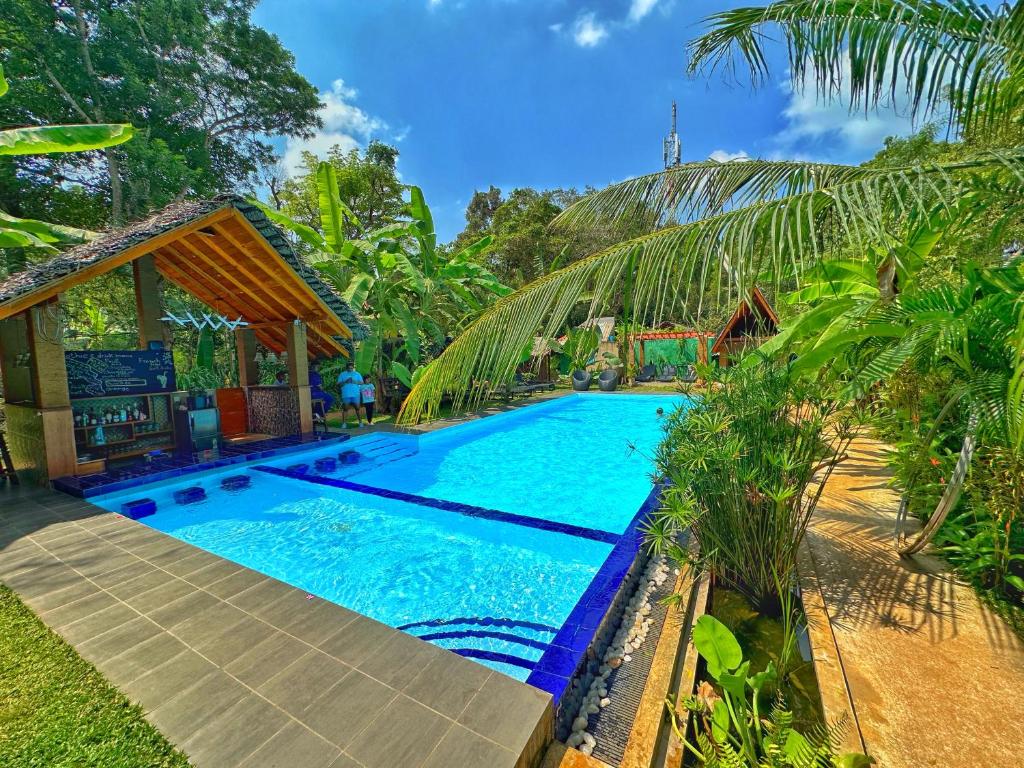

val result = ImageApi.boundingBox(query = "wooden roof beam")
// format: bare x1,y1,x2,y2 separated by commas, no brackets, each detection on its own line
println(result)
0,207,236,320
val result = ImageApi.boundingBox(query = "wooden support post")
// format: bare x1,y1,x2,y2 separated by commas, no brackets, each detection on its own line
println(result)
133,254,166,349
284,320,312,434
235,328,260,388
7,302,78,483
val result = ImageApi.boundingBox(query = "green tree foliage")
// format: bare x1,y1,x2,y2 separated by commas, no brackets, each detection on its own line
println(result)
452,186,637,288
0,0,321,226
257,162,509,394
272,141,405,238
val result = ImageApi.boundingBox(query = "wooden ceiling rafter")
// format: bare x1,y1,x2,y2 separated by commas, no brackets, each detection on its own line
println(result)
154,257,312,355
213,216,353,340
161,240,290,324
153,248,274,328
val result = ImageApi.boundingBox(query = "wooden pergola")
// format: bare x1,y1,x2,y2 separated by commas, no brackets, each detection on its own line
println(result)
0,195,366,483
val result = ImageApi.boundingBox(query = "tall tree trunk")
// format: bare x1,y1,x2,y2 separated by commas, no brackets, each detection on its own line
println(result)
105,148,125,226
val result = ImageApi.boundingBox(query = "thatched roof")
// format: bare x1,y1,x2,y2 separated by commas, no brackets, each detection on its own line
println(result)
0,195,368,351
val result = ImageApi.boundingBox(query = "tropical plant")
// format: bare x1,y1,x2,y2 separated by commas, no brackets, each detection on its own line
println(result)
647,360,859,613
0,64,133,250
399,0,1024,423
257,162,510,394
670,614,873,767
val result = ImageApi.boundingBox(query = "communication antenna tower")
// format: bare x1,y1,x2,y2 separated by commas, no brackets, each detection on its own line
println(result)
663,101,681,169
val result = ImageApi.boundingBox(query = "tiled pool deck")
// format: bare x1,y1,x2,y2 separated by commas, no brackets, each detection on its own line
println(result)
0,485,553,768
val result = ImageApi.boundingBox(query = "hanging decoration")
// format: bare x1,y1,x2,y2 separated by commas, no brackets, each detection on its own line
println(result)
160,312,249,331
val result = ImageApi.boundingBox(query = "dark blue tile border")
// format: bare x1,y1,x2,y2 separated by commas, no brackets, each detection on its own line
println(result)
52,433,350,498
416,630,550,652
250,464,620,545
450,649,537,671
397,616,558,633
524,482,664,701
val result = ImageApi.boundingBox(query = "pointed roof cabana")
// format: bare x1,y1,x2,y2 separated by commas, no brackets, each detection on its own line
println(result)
0,195,367,355
711,286,779,365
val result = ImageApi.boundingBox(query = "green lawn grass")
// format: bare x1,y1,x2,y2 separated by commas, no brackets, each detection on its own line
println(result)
0,584,191,768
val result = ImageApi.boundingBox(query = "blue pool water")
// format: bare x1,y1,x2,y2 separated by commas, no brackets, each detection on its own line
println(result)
95,393,686,684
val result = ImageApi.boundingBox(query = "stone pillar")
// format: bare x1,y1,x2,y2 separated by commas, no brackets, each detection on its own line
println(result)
284,321,312,434
235,328,259,388
133,254,165,349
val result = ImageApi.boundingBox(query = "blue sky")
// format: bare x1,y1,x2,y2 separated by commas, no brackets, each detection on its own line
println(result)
255,0,919,241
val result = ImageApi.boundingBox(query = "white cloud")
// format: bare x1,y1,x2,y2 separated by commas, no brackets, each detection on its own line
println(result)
428,0,442,7
627,0,659,23
549,22,563,33
771,52,934,162
710,149,750,163
282,79,387,176
573,12,608,48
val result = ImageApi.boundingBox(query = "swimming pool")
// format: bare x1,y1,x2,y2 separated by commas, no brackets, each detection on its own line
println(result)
95,393,686,690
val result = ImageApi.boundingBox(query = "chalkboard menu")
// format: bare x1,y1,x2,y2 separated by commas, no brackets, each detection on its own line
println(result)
65,350,177,399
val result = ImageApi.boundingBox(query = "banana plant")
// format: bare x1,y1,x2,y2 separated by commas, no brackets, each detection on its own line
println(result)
255,162,509,390
0,64,134,250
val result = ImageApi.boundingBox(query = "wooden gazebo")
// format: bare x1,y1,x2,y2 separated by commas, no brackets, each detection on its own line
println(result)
711,286,779,366
0,195,366,483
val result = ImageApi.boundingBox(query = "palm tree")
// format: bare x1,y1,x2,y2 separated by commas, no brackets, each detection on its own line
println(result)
399,0,1024,423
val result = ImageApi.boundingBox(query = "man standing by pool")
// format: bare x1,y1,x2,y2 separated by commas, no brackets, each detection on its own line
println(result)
337,361,364,428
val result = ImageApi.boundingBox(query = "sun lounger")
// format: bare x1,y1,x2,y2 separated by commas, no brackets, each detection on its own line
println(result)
635,364,656,383
657,365,677,382
679,365,697,383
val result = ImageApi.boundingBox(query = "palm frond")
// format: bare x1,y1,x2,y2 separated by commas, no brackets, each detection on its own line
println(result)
688,0,1024,134
553,158,881,233
400,151,1024,423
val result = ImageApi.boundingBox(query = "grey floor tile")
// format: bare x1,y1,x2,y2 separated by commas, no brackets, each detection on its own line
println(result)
204,568,269,600
345,694,451,768
182,694,290,768
299,669,398,748
121,649,219,713
224,630,310,689
58,602,138,646
24,578,99,614
148,670,249,741
457,673,552,752
122,577,196,613
99,632,190,687
171,601,249,648
356,629,446,689
229,577,300,614
77,616,164,665
106,567,177,600
184,558,244,589
145,541,202,568
89,557,156,591
69,548,143,580
403,652,492,719
1,552,64,585
328,754,361,768
41,590,117,629
237,721,341,768
253,593,357,647
258,649,351,717
318,615,398,668
421,725,518,768
161,550,222,578
188,614,277,667
148,589,220,630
